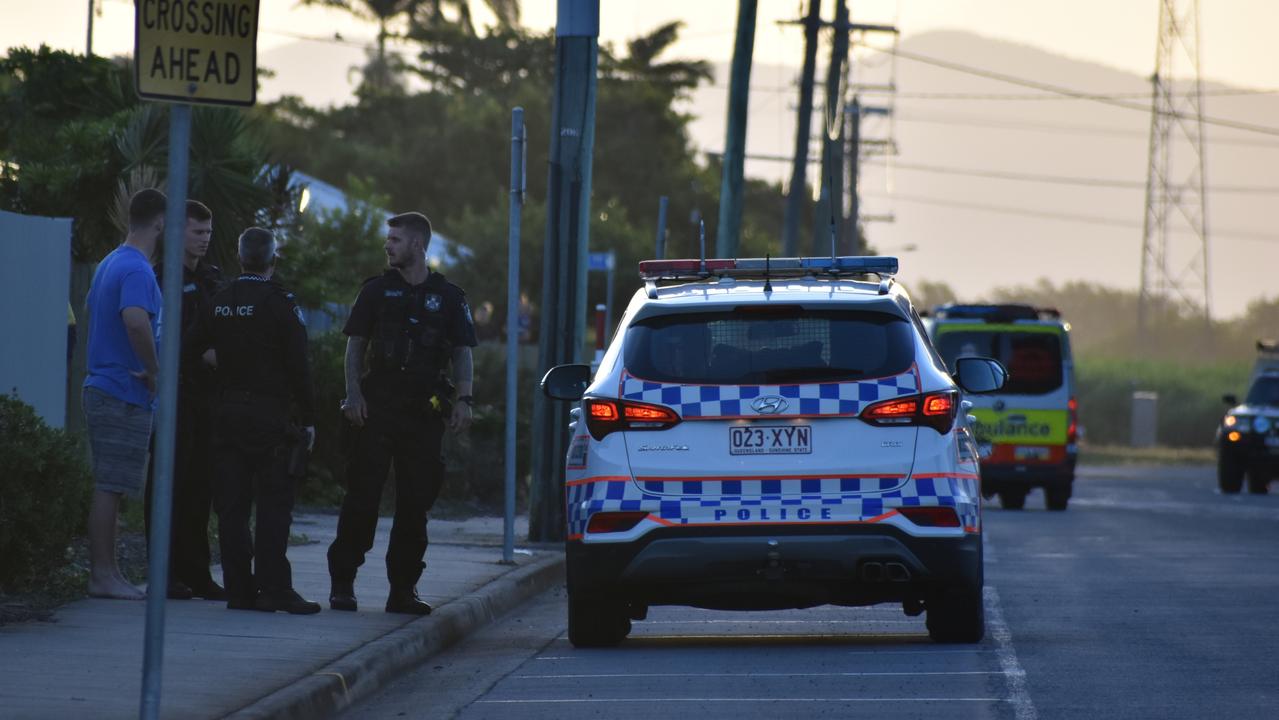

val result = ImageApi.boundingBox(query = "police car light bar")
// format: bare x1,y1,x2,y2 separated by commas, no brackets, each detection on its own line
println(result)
637,256,899,281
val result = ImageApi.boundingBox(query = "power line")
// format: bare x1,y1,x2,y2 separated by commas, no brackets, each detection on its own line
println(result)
861,192,1279,244
858,42,1279,137
862,87,1279,101
891,112,1279,149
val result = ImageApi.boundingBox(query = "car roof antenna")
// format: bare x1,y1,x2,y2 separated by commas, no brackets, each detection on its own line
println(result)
764,253,773,294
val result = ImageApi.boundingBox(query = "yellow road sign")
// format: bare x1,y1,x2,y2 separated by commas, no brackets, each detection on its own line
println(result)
134,0,260,106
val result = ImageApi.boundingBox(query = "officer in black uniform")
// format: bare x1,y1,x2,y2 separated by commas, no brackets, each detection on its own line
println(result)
145,200,225,601
191,227,320,614
327,211,476,615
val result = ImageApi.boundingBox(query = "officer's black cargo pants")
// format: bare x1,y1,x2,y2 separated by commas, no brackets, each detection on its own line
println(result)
212,393,296,604
145,384,216,590
327,397,446,590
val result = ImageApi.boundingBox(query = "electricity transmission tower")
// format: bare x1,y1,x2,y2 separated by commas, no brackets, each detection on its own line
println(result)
1138,0,1210,336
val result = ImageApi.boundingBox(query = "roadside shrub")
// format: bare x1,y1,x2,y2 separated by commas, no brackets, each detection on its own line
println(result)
0,393,92,592
1076,358,1248,447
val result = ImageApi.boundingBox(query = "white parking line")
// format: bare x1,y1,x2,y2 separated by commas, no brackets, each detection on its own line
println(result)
985,585,1038,720
640,619,923,625
514,670,1011,679
477,697,1010,704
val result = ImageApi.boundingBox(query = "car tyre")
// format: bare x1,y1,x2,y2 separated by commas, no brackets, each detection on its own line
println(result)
1044,485,1070,511
1246,470,1270,495
567,590,631,648
1218,453,1245,494
998,490,1027,510
926,582,985,643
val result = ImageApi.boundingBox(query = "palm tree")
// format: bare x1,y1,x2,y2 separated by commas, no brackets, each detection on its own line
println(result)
608,21,712,95
301,0,520,93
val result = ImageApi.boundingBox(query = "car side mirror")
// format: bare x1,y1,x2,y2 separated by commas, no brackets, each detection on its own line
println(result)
541,363,591,401
954,357,1008,394
1222,394,1238,406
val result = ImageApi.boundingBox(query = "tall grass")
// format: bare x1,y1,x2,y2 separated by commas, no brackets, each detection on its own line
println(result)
1076,358,1249,448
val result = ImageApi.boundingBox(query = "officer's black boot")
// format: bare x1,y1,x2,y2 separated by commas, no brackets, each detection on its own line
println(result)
256,588,321,615
329,579,358,612
385,586,432,615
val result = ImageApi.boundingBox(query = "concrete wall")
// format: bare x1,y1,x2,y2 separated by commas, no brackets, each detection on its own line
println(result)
0,210,72,428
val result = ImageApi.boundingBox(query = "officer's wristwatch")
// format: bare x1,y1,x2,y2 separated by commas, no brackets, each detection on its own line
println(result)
457,395,474,406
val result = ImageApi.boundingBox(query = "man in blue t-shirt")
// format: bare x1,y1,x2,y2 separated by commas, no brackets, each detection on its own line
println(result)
82,188,166,600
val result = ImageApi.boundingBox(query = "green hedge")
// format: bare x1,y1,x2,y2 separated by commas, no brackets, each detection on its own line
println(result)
0,394,92,592
1076,358,1248,448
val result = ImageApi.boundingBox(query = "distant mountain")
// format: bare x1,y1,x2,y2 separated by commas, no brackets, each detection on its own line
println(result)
259,30,1279,316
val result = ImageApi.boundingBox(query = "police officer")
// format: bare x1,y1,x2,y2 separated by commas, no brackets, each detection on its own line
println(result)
327,211,476,615
193,227,320,614
145,200,225,600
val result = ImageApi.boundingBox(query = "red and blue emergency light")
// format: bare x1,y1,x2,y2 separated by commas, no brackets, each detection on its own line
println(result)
637,256,899,281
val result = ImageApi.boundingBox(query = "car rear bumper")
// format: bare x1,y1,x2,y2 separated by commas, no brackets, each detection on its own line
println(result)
979,458,1075,490
566,524,981,610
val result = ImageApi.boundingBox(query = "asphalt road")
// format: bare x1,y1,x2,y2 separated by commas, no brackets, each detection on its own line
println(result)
349,464,1279,720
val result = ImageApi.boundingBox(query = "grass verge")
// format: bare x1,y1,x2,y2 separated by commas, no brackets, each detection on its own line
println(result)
1079,443,1215,466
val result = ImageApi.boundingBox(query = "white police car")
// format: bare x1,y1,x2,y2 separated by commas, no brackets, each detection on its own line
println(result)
541,256,1008,647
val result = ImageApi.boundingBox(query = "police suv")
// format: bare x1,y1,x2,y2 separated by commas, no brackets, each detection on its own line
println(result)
1217,340,1279,494
541,256,1008,647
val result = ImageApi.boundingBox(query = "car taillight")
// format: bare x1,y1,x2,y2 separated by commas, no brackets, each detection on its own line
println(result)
862,392,957,434
1067,397,1078,443
897,506,962,528
583,398,681,440
586,511,649,534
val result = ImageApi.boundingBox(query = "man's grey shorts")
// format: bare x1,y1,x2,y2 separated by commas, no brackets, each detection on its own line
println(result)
83,387,153,498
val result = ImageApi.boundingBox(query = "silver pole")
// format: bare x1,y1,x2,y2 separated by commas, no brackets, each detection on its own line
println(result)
140,102,190,720
655,195,668,259
503,107,525,564
86,0,94,56
604,250,614,339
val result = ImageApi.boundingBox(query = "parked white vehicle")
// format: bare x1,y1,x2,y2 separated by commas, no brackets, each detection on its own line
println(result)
542,256,1007,647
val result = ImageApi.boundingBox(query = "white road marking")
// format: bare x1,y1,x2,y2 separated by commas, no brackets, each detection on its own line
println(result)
477,697,1010,704
515,671,1011,679
640,619,923,625
985,588,1037,720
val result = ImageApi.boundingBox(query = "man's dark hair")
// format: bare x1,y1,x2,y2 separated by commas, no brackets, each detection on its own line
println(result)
238,227,276,273
128,188,167,231
186,199,212,222
387,211,432,244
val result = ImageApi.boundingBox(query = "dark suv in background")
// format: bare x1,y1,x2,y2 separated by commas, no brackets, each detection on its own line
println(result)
1217,341,1279,494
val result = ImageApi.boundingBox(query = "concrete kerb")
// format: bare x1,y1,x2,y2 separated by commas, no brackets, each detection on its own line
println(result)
227,551,565,720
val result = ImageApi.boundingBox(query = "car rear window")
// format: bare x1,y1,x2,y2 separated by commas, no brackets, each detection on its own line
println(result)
624,307,915,385
1246,376,1279,406
935,329,1064,395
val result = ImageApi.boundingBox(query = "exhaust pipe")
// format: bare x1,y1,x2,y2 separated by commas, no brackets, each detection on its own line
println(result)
885,562,911,582
860,562,884,582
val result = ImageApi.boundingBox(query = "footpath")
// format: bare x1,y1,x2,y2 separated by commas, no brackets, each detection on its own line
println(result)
0,513,564,719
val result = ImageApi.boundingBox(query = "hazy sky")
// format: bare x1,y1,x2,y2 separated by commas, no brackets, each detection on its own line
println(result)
3,0,1277,90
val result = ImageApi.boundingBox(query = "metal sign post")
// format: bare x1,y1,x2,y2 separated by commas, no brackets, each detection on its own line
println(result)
504,107,526,565
133,4,259,718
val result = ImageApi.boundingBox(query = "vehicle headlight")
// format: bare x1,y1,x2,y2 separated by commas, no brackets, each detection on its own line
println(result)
1226,415,1253,432
1254,416,1272,433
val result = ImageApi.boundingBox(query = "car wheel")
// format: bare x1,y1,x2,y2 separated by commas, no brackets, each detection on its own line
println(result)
567,590,631,648
1218,453,1244,494
926,582,985,643
1246,471,1270,495
998,490,1027,510
1045,485,1070,511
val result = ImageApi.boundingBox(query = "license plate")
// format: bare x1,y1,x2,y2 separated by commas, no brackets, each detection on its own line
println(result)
729,425,812,455
1014,446,1050,461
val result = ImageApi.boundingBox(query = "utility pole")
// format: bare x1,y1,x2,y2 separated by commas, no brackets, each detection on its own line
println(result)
781,0,821,256
529,0,599,542
846,95,860,253
715,0,758,259
86,0,95,56
812,0,849,256
1138,0,1211,339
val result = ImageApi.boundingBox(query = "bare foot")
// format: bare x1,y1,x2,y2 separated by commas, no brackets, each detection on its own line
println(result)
89,576,145,600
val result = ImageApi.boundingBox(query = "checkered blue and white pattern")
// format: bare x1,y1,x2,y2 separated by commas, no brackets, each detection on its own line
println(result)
564,473,981,539
618,368,919,419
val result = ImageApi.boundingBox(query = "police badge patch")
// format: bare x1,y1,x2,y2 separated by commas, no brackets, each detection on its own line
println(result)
425,294,443,312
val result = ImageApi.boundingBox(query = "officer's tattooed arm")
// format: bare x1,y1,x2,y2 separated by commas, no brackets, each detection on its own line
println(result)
343,336,370,425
